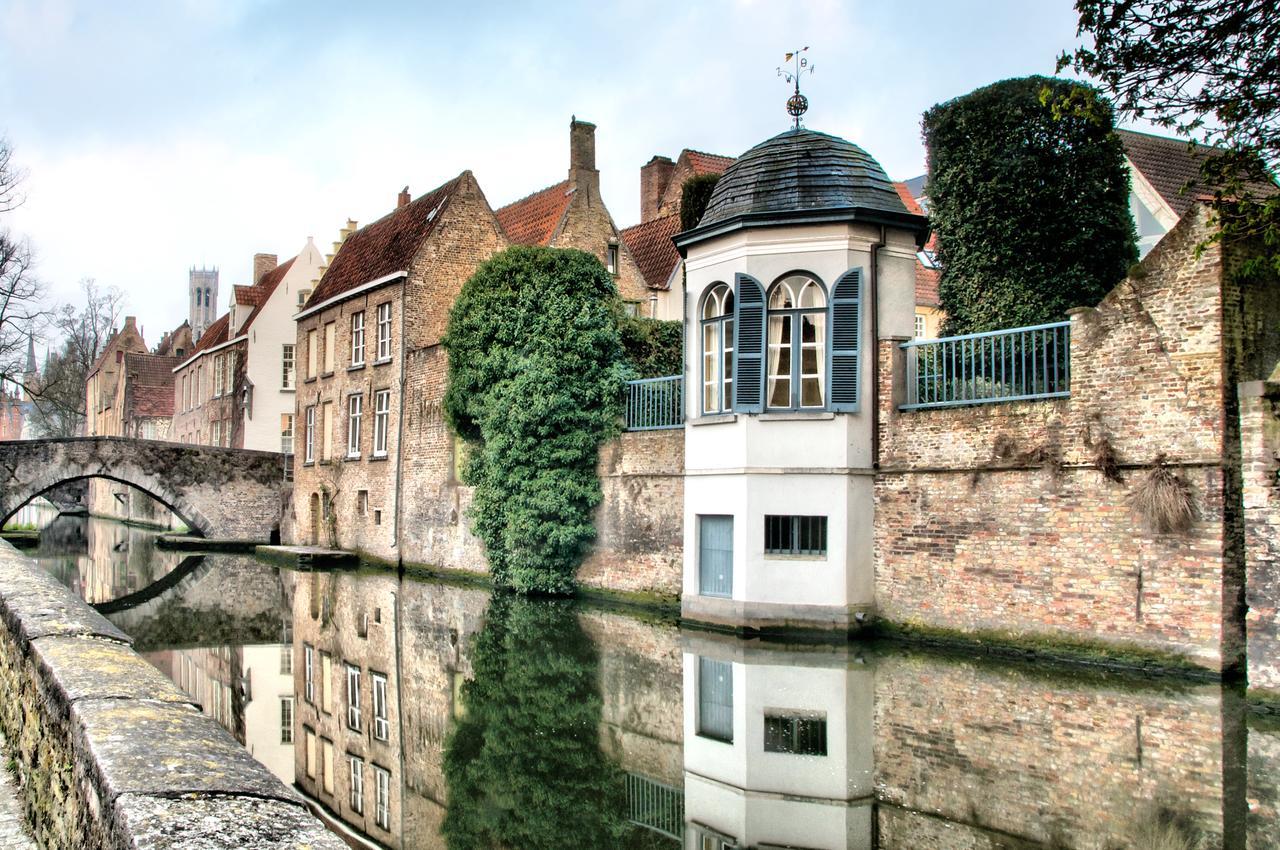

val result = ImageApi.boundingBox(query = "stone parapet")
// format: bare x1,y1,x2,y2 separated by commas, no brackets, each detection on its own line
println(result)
0,540,343,850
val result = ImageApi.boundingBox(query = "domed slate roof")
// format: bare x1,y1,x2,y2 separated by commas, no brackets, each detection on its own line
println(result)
677,128,927,250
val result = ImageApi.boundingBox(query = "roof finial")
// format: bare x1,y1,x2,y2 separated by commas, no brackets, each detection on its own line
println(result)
777,46,814,129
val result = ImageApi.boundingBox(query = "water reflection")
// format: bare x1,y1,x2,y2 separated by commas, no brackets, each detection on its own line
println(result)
23,517,1280,849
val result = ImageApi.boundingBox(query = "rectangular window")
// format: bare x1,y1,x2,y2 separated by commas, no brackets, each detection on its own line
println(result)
376,302,392,361
607,243,619,274
764,713,828,756
213,354,224,397
346,664,362,731
914,313,926,339
347,394,363,457
351,312,365,366
698,515,733,597
281,414,294,455
321,651,333,714
212,419,222,448
307,329,318,379
697,657,733,743
225,351,235,395
764,515,827,557
322,738,334,794
305,728,316,779
323,322,336,373
349,756,365,814
280,697,294,744
374,766,391,830
372,673,389,741
282,343,295,389
321,402,334,462
304,406,315,463
373,390,390,457
280,643,292,675
304,644,315,703
358,490,369,516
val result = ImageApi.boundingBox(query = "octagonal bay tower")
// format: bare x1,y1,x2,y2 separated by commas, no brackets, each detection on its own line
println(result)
673,128,928,633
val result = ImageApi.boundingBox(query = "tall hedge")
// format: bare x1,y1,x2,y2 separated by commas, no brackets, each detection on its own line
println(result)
618,316,682,378
443,246,627,595
680,173,720,231
923,76,1137,334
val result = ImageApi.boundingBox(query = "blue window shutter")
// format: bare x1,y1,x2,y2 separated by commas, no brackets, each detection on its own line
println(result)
829,268,862,412
732,273,766,413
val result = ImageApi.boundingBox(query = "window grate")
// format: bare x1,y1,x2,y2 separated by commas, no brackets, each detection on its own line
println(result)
764,515,827,556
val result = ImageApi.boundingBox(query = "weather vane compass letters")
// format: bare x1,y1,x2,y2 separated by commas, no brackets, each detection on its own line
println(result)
777,46,814,129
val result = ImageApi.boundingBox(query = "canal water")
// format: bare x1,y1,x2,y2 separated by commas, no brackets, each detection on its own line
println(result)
12,510,1280,849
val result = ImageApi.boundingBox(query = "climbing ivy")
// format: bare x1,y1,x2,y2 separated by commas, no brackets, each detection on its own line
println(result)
443,246,627,595
680,173,720,231
618,316,682,378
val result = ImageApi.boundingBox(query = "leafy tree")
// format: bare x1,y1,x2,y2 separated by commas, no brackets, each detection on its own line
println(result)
617,316,682,378
923,76,1137,334
680,174,720,231
442,595,628,850
443,246,627,595
1060,0,1279,273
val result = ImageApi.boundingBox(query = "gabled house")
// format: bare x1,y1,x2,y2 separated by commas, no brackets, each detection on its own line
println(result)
84,316,148,437
118,352,180,440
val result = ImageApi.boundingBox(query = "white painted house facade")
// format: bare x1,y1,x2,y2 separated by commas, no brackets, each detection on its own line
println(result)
674,128,927,633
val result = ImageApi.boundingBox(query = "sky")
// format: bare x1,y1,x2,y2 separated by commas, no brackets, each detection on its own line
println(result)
1,0,1102,349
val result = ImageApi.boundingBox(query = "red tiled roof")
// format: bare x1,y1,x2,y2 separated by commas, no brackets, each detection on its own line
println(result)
191,314,231,355
495,180,572,246
1119,128,1277,218
621,214,681,291
893,181,925,216
306,174,466,308
233,285,263,307
916,265,940,308
122,352,179,418
684,150,734,176
239,256,296,332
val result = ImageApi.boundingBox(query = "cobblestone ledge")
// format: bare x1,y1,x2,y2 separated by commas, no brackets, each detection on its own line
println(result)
0,540,344,849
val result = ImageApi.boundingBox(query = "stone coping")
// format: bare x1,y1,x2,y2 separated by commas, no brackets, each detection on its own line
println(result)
0,540,344,850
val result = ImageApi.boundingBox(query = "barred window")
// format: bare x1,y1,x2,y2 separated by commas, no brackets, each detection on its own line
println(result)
764,713,827,756
764,515,827,556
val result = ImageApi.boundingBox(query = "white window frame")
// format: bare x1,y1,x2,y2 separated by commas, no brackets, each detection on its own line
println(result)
280,697,294,744
700,283,734,414
281,414,294,455
304,644,314,703
373,390,390,457
349,756,365,814
347,394,363,458
351,312,365,366
374,765,390,830
346,664,362,731
372,673,389,741
376,302,392,361
282,343,295,389
304,406,315,463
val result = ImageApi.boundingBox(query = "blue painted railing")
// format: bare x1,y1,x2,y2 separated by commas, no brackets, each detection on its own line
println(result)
901,321,1071,410
624,375,684,431
626,773,684,842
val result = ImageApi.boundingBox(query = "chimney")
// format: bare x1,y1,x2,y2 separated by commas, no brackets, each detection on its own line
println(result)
569,117,598,192
123,316,137,333
640,156,675,223
398,186,411,209
253,253,278,284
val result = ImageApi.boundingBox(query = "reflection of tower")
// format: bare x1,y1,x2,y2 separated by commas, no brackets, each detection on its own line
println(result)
681,636,873,849
189,266,219,341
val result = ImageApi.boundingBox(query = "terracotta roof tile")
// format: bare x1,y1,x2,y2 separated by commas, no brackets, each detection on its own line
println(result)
191,314,230,354
233,285,263,307
893,181,925,216
620,214,681,291
1119,129,1277,218
495,181,572,246
306,174,466,308
916,265,940,308
122,353,179,418
684,150,735,176
239,256,296,332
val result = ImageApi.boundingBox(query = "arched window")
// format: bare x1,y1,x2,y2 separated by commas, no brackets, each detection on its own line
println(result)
766,275,827,409
700,283,734,413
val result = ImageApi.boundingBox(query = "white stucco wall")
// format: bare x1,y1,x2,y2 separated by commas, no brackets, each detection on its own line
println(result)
242,643,296,785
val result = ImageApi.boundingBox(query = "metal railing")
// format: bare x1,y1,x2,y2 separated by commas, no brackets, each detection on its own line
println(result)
901,321,1071,410
626,773,684,842
624,375,684,431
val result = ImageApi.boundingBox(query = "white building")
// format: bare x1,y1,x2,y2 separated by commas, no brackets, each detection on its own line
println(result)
673,128,927,633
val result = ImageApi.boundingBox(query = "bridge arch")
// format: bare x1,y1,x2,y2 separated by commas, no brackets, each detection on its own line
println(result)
0,438,285,542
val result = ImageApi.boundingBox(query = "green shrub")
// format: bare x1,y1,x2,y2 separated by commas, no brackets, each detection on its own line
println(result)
443,246,627,595
923,76,1137,334
618,316,683,378
680,173,720,231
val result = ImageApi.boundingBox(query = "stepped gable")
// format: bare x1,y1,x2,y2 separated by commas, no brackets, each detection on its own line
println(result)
620,214,681,291
699,128,912,227
305,175,466,308
495,181,573,247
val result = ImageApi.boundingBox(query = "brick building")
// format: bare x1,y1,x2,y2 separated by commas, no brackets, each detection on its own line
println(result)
116,352,179,439
83,316,148,437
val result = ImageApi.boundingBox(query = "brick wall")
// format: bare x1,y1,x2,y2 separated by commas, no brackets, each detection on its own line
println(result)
1241,382,1280,695
874,205,1280,671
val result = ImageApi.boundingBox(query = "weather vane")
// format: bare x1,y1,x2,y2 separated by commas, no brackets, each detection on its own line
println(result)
777,46,814,129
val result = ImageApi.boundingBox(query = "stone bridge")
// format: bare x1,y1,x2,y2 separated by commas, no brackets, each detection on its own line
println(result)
0,437,287,541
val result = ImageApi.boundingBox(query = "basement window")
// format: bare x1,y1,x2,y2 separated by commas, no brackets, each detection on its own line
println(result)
764,515,827,557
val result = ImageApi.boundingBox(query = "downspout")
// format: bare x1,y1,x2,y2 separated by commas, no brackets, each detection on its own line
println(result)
869,225,886,469
393,277,407,565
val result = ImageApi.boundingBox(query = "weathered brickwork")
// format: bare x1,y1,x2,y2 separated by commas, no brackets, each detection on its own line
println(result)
875,206,1280,671
873,653,1237,850
1241,382,1280,695
172,338,248,448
